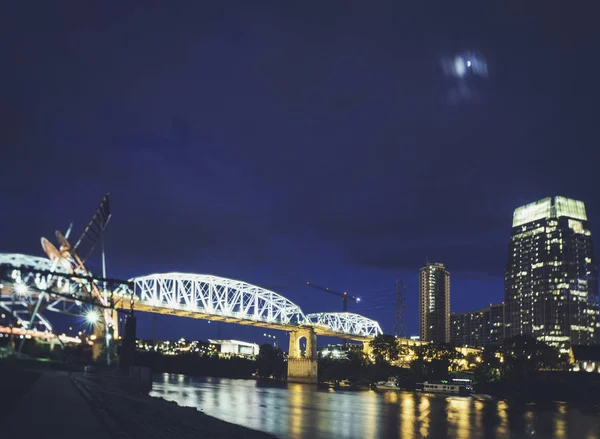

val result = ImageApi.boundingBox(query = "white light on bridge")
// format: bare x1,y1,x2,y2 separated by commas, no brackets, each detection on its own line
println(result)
15,283,28,296
85,309,100,325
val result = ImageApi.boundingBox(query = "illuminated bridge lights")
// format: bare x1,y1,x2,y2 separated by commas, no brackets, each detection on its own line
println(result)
133,273,306,327
0,254,383,339
305,312,383,338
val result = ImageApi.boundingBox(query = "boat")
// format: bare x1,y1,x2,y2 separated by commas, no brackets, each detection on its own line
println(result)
418,380,472,396
374,377,400,390
338,379,353,388
471,393,494,400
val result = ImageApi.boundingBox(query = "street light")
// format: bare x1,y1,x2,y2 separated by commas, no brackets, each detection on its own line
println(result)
84,309,100,326
14,283,28,296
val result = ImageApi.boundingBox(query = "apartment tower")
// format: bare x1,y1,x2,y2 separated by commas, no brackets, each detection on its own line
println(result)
419,262,450,343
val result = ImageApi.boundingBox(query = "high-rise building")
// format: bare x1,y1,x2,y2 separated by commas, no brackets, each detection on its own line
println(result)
504,196,599,354
451,303,505,348
419,262,450,343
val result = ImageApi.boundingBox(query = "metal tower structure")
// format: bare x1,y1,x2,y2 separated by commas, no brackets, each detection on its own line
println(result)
393,280,406,338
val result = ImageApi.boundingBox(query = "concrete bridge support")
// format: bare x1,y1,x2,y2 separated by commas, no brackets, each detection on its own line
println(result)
287,327,318,384
362,339,373,360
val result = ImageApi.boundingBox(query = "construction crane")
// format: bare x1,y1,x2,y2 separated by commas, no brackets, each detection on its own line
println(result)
306,282,361,313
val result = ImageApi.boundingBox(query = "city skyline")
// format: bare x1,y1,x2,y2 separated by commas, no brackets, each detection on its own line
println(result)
2,2,596,344
1,194,598,345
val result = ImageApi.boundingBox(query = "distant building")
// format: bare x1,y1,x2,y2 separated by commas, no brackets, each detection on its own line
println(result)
505,196,599,354
136,338,218,355
570,345,600,372
451,303,505,348
209,339,259,358
318,343,362,360
419,262,450,343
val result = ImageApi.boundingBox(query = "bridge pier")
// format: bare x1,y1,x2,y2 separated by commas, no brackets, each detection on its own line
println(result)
362,339,373,359
287,327,318,384
119,314,137,370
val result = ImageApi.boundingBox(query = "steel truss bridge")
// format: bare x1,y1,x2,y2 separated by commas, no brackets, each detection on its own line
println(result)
0,253,382,341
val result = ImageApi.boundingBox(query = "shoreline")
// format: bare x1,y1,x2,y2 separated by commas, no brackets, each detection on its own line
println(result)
152,371,600,407
71,372,279,439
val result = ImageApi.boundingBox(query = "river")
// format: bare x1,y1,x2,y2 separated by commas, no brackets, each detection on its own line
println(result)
151,374,600,439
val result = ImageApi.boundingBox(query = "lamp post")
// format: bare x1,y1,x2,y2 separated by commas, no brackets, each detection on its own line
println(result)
85,307,114,364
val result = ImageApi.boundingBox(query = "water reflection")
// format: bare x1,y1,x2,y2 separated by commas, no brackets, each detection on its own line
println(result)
400,392,415,439
447,397,470,439
288,384,303,438
555,402,567,439
496,400,509,438
418,396,430,438
151,374,600,439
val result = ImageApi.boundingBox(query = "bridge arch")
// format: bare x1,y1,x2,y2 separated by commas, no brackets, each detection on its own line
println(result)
305,312,383,338
133,273,306,326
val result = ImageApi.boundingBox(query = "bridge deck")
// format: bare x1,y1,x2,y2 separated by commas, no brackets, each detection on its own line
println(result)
121,302,371,341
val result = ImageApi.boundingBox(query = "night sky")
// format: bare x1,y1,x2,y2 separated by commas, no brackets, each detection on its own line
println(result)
2,1,596,346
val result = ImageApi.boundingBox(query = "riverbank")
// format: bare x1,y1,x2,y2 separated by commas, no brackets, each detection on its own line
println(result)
0,359,278,438
71,372,278,438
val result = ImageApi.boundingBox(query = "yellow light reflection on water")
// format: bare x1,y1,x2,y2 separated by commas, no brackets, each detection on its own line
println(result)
418,396,430,438
363,391,380,439
400,392,415,439
447,397,471,439
383,390,398,404
474,400,484,433
496,400,509,438
288,383,304,438
554,402,567,439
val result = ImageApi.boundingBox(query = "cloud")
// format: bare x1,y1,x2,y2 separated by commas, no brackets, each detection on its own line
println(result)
2,0,598,291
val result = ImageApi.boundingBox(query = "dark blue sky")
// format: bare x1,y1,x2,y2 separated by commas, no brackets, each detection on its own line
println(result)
2,1,597,346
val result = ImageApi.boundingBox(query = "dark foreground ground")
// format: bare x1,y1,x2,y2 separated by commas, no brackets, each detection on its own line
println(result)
0,360,277,439
0,362,41,419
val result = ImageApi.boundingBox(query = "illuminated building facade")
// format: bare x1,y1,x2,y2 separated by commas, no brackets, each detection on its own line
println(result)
451,303,505,348
208,339,259,358
505,196,599,354
419,262,450,343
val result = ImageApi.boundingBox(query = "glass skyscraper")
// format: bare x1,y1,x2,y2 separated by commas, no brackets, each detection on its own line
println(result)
419,262,450,343
504,196,599,354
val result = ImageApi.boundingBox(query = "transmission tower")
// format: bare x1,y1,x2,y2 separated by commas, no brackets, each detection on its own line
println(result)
393,280,406,338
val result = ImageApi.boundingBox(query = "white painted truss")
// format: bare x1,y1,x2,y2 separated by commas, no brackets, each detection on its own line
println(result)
133,273,306,326
1,253,384,338
305,312,383,338
0,299,54,331
0,253,70,274
0,253,96,331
